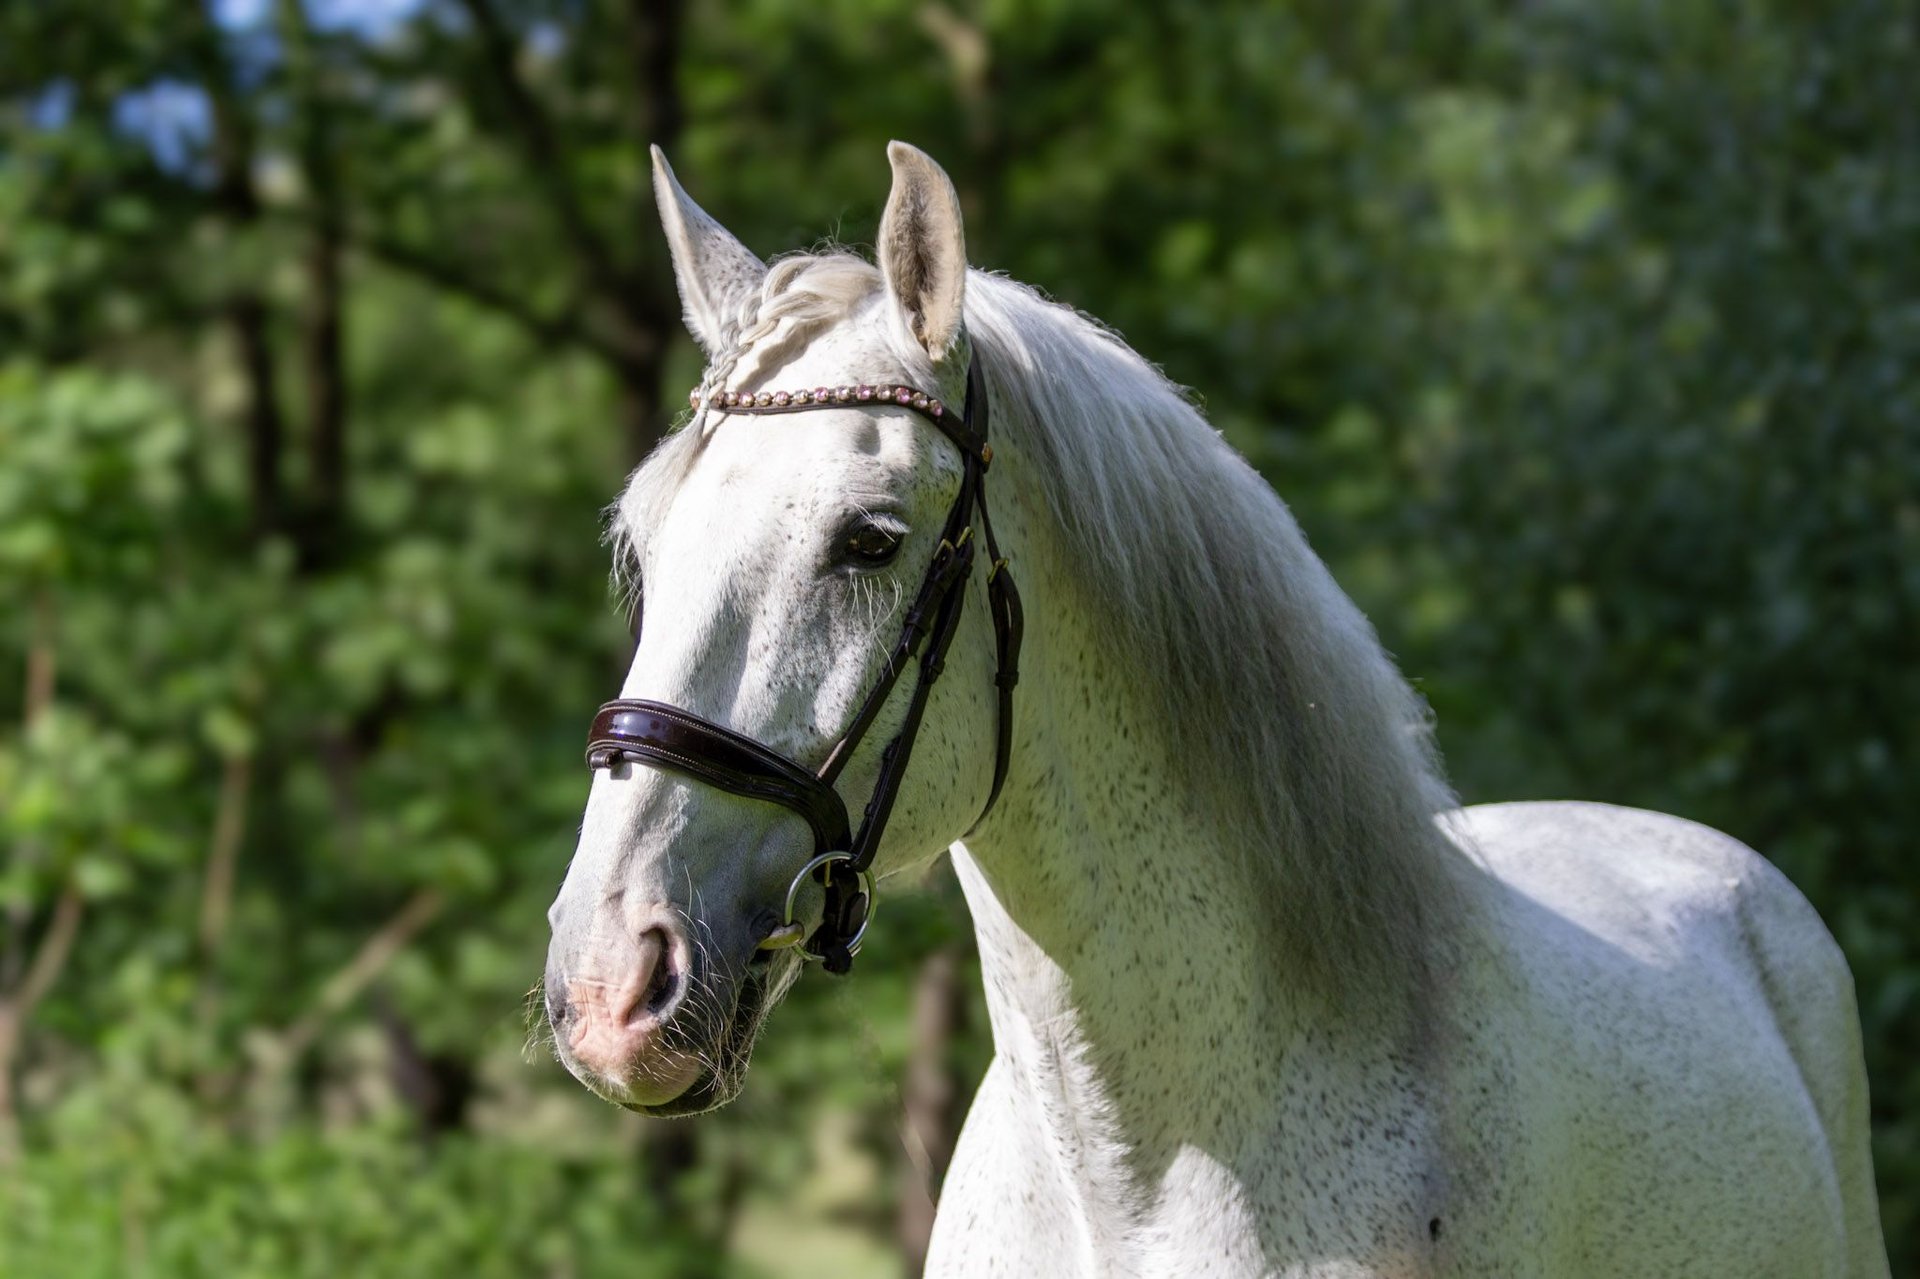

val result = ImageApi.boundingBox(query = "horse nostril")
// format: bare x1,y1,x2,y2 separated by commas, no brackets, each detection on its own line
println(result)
637,926,686,1019
544,972,573,1029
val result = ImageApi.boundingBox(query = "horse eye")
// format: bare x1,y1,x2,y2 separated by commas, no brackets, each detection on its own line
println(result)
842,519,904,567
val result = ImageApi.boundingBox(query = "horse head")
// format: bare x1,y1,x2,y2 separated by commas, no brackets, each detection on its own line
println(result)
542,144,1014,1114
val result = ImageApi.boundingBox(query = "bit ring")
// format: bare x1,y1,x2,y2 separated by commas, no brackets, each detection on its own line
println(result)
769,851,876,961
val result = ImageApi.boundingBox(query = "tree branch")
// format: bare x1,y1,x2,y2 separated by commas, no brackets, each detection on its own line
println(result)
22,589,55,728
12,887,83,1019
337,217,637,367
0,884,85,1165
254,888,445,1074
196,752,253,967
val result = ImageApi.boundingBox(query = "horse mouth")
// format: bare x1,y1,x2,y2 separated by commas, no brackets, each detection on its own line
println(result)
614,963,780,1118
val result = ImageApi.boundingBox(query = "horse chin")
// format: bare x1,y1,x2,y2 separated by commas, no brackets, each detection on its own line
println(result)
602,960,785,1118
619,1075,727,1117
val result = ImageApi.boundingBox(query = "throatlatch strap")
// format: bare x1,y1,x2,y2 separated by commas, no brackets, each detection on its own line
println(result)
967,458,1022,829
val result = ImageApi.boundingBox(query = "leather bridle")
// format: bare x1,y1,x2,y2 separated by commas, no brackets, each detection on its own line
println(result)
585,355,1023,974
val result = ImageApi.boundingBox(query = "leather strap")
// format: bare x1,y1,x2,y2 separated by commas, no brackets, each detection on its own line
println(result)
973,482,1023,828
588,702,852,854
846,512,976,876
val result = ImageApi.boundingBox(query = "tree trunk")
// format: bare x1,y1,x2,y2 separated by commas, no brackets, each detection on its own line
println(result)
624,0,685,149
619,0,686,463
641,1120,702,1207
230,295,286,539
618,356,669,464
197,7,286,539
372,988,475,1137
897,945,965,1275
283,0,349,569
300,203,347,566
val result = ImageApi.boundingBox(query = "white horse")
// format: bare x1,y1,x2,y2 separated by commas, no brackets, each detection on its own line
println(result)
542,143,1888,1277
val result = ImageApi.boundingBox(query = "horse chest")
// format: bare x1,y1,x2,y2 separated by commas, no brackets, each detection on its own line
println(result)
931,1044,1461,1278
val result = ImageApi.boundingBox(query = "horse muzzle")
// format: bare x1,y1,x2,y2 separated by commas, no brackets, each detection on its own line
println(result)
544,904,710,1107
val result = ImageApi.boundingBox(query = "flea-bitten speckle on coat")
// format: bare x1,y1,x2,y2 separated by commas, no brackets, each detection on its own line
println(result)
542,144,1890,1277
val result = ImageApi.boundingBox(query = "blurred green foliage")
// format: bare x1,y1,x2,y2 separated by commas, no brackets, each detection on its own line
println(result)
0,0,1914,1274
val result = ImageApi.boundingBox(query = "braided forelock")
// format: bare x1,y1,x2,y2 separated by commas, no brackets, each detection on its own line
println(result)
687,254,886,438
612,253,886,598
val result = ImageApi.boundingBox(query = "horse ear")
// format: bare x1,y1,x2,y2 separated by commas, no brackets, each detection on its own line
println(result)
650,146,767,356
878,141,968,361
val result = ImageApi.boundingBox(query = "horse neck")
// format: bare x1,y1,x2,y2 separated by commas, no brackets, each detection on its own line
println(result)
955,516,1391,1183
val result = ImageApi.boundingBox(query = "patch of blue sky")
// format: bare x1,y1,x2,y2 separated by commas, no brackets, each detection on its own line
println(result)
307,0,429,36
101,0,428,172
112,80,214,174
214,0,428,36
210,0,271,27
28,80,76,130
526,20,566,58
217,0,432,34
28,0,437,171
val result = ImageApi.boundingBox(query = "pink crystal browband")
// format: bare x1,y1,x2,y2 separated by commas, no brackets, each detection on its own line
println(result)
692,382,954,432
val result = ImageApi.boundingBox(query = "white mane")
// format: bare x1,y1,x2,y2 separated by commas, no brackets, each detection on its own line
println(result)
617,252,1466,996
